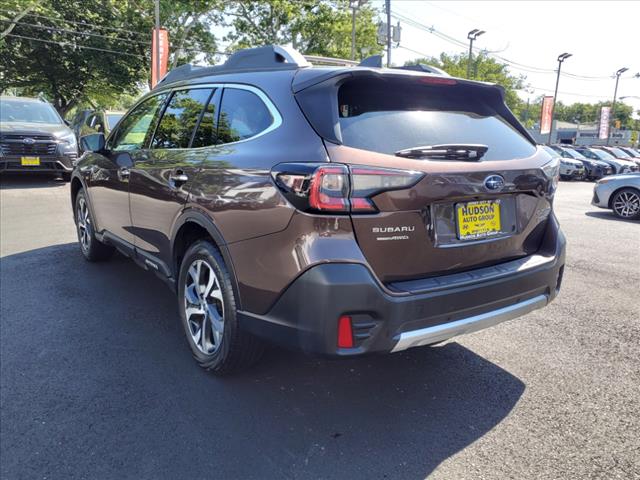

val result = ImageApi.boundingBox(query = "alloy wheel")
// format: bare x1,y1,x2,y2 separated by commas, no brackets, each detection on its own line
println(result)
76,197,91,251
612,190,640,218
184,259,225,354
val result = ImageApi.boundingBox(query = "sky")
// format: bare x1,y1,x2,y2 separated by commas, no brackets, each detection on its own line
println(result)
369,1,640,115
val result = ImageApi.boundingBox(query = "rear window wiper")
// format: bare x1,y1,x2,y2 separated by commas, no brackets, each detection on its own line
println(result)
394,144,488,161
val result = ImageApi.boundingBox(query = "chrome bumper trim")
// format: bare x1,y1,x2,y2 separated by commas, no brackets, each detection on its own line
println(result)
391,294,548,353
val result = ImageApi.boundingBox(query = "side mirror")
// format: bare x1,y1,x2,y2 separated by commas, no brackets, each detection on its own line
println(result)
80,133,106,153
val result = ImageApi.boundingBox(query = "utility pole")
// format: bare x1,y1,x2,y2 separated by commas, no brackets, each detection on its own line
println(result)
385,0,391,67
607,67,628,146
466,29,485,78
350,1,367,61
154,0,160,86
548,52,572,145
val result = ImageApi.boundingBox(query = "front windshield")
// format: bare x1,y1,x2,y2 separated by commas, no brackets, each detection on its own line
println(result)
542,146,560,158
563,148,587,160
591,149,616,161
608,147,630,158
0,99,62,124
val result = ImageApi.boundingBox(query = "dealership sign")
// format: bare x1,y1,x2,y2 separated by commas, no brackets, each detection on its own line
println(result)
540,96,554,135
598,106,611,140
151,28,169,88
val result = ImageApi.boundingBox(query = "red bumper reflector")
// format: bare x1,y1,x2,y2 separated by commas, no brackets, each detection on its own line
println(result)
337,315,354,348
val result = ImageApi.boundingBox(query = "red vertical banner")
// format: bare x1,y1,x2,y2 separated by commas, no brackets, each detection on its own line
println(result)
540,96,554,135
598,106,611,140
151,28,169,88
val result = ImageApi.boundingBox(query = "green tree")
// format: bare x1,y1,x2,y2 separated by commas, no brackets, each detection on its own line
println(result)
223,0,382,59
405,53,526,113
0,0,222,115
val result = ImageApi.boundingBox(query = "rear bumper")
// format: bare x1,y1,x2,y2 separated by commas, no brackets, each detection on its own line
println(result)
0,156,74,173
239,215,566,356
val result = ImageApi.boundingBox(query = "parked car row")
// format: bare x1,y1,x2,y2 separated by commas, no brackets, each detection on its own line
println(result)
0,96,126,180
544,144,640,181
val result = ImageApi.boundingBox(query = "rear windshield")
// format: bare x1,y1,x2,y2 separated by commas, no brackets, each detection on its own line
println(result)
337,78,535,161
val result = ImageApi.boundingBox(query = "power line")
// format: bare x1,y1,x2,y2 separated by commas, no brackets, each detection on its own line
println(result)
4,33,145,58
390,9,616,81
1,19,149,46
0,9,149,38
2,17,222,56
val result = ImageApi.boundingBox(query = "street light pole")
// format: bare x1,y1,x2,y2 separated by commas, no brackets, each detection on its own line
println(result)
548,52,572,145
466,29,485,78
607,67,628,146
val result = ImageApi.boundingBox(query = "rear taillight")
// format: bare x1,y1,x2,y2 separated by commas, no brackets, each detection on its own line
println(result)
272,163,423,214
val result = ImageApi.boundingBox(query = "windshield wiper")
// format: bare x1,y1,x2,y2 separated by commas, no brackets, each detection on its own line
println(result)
394,144,488,161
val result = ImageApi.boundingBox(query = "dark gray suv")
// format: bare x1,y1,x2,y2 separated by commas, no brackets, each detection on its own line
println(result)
0,96,78,180
72,46,566,374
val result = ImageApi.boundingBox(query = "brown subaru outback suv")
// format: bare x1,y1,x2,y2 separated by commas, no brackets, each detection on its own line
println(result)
72,46,565,374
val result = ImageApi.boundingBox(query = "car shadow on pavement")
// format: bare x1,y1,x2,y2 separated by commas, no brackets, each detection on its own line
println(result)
0,172,67,189
584,210,638,223
1,243,525,480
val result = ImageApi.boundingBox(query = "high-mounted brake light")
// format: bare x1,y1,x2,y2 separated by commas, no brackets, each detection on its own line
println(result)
419,77,457,86
272,163,423,214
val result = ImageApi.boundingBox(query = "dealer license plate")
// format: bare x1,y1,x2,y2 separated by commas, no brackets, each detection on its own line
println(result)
21,156,40,166
456,200,501,240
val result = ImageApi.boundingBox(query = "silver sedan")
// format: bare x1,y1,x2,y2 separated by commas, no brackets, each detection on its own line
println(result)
592,173,640,220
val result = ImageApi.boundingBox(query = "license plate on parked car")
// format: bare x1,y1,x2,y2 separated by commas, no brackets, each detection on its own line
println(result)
21,156,40,166
456,199,501,240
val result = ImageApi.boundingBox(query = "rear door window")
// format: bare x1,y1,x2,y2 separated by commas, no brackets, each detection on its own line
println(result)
191,89,221,148
337,77,536,161
217,88,273,144
151,88,213,149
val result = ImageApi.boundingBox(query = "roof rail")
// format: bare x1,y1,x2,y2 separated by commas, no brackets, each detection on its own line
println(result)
157,45,311,87
358,55,450,76
304,55,359,67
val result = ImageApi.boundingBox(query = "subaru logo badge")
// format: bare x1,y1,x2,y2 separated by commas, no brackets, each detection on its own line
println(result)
484,175,505,191
22,137,36,145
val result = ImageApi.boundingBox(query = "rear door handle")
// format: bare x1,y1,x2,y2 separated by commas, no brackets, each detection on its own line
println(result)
169,172,189,186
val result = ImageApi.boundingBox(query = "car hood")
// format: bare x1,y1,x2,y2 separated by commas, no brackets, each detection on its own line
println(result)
0,121,72,138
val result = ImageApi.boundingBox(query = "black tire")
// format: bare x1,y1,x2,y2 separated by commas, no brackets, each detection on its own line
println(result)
74,190,115,261
61,172,71,182
610,188,640,220
178,240,263,374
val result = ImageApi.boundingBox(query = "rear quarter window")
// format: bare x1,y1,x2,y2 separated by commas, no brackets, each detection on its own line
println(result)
337,77,535,161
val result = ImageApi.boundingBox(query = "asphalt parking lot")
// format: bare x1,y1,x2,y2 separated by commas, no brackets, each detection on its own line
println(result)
1,174,639,479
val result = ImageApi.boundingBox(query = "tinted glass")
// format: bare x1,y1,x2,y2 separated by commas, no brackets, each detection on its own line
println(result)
218,88,273,144
562,148,587,160
337,78,536,161
591,149,615,161
192,89,219,148
0,99,61,124
608,147,630,158
541,146,560,158
110,94,167,151
152,89,212,149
